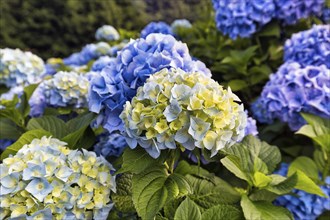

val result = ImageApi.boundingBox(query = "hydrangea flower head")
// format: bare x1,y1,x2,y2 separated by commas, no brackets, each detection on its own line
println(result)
93,132,127,158
88,33,211,133
0,48,45,87
212,0,275,39
140,21,173,38
171,19,192,34
274,163,330,220
251,62,330,130
91,56,116,72
245,113,259,137
0,136,116,219
274,0,325,25
284,25,330,68
120,68,247,158
95,25,120,41
29,71,89,117
63,42,112,66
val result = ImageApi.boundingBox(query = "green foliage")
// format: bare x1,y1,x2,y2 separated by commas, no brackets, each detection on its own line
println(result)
201,204,243,220
174,197,201,220
112,173,135,213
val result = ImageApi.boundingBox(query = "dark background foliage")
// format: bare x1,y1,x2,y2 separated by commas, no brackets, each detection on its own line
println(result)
0,0,211,59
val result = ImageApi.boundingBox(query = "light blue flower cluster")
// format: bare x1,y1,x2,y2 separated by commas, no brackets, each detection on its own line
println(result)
321,7,330,23
245,114,259,137
171,19,192,34
273,163,330,220
88,33,211,133
120,68,247,158
29,71,89,117
140,21,173,38
0,85,24,102
251,62,330,131
274,0,325,25
0,136,116,219
93,132,127,158
95,25,120,41
212,0,276,39
284,25,330,68
0,48,45,88
63,42,112,66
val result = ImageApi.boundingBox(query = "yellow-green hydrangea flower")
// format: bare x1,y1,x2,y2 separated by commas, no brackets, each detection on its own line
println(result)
0,136,116,220
120,68,247,158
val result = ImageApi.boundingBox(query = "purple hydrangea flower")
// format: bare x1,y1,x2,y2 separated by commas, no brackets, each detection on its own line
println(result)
245,115,259,137
212,0,276,39
91,56,116,72
140,21,173,38
93,132,127,158
0,139,14,152
274,163,330,220
320,7,330,23
274,0,325,25
284,25,330,68
88,33,211,133
251,62,330,131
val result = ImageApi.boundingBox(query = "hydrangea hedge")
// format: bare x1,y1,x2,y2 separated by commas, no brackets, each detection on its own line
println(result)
0,2,329,220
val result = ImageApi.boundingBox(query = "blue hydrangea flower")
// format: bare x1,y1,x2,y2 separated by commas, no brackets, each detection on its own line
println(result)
88,33,211,133
284,25,330,68
140,21,173,38
274,0,325,25
95,25,120,41
0,136,116,219
29,71,89,117
212,0,275,39
245,114,259,137
274,163,330,220
320,7,330,23
91,56,116,72
0,139,14,152
0,86,24,102
63,42,112,66
251,62,330,131
93,132,127,158
0,48,45,88
171,19,192,34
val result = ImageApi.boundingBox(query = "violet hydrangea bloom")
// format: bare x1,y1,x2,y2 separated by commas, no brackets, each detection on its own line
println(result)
95,25,120,41
273,163,330,220
29,71,89,117
140,21,173,38
88,33,211,133
0,139,14,152
284,25,330,68
251,62,330,131
274,0,324,25
93,132,127,158
212,0,275,39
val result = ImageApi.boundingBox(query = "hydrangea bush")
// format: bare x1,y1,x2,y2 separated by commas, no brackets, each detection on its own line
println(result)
140,21,173,38
88,33,211,132
95,25,120,41
252,62,330,130
120,68,247,158
0,48,45,88
0,136,116,219
29,71,89,117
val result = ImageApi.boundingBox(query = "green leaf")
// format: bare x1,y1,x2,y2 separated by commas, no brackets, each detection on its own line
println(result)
112,173,135,213
201,204,243,220
291,170,325,197
164,198,183,220
0,108,24,128
266,174,297,195
258,22,280,37
74,126,96,149
186,174,241,210
0,118,22,139
228,80,248,91
301,113,330,128
241,195,293,220
220,155,250,182
165,173,192,202
132,166,168,220
20,84,39,117
288,156,319,181
118,148,166,174
253,172,272,188
174,160,210,177
174,197,201,220
1,129,51,160
26,116,69,138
